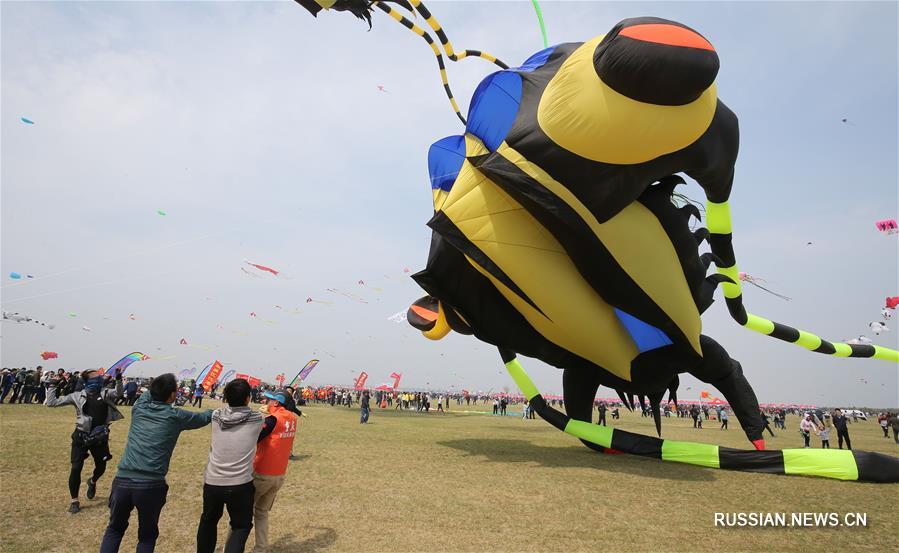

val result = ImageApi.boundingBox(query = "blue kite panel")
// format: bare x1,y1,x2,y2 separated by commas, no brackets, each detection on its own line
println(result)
614,308,673,353
466,71,522,152
428,135,466,192
514,46,557,72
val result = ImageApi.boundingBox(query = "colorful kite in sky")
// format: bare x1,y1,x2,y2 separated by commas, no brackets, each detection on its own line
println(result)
875,219,897,234
245,261,279,276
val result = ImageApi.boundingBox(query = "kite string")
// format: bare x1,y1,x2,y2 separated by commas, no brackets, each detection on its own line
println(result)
1,267,183,305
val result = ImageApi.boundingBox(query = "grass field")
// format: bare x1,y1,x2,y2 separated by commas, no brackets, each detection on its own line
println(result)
1,400,897,553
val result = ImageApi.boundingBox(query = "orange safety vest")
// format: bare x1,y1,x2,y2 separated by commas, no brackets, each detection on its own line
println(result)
253,405,298,476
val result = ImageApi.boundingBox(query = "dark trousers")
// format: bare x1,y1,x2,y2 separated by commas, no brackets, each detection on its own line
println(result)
893,427,898,444
10,383,22,403
0,384,11,402
196,481,255,553
100,477,168,553
837,430,851,450
721,419,728,429
69,433,108,498
763,423,775,437
597,412,606,426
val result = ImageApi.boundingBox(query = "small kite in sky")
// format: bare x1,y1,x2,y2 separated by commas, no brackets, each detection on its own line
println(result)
250,312,257,318
403,267,411,273
157,210,167,216
41,351,58,360
377,85,388,93
874,218,898,235
869,322,889,335
128,314,136,320
82,326,91,332
180,338,188,345
886,297,899,310
9,272,21,279
20,117,34,125
882,309,893,320
388,310,408,323
68,313,77,318
245,261,279,276
845,336,873,345
738,272,791,301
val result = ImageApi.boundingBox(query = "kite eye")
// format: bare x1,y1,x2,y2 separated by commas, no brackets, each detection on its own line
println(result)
594,17,719,106
407,296,452,340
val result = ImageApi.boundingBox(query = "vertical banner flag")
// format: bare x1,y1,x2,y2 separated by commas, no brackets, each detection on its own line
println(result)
390,371,402,389
200,360,224,391
247,376,262,388
354,371,369,390
290,359,320,387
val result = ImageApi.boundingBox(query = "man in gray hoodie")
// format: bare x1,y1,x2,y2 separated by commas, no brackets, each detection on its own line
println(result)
197,378,264,553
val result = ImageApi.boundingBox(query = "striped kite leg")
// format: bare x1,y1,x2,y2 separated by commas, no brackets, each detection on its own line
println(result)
407,0,510,69
500,348,899,482
705,201,899,362
373,2,466,124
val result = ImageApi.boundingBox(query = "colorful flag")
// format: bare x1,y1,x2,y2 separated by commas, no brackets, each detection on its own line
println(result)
389,371,402,389
200,361,224,391
354,371,368,390
290,359,320,387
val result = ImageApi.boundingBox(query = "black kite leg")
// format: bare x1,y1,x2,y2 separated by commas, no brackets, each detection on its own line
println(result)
690,335,765,448
562,368,605,452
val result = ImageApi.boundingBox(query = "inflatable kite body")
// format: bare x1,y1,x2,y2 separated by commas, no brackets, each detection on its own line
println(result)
295,3,899,482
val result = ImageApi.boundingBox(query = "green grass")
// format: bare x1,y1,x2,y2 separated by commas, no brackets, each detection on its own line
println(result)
1,401,897,552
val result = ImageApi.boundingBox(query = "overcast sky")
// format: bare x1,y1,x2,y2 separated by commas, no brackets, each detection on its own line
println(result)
2,1,897,406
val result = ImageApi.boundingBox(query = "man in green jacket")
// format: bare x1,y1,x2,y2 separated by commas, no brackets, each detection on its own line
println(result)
99,373,212,553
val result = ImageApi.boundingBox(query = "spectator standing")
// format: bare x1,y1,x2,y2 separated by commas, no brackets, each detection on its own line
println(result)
99,374,212,553
196,379,263,553
252,392,298,553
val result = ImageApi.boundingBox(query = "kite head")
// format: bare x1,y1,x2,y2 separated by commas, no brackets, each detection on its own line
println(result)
407,296,452,340
537,17,720,165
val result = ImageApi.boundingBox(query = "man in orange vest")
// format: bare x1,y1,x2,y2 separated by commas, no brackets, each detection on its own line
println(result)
251,391,297,553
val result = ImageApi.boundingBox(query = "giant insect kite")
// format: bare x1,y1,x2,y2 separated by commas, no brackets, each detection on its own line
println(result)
295,2,899,482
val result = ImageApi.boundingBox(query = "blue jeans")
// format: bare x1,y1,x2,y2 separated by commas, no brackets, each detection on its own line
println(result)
100,477,168,553
360,407,370,423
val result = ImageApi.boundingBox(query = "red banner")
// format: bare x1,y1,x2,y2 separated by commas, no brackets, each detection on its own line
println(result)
247,376,261,388
354,371,368,390
389,371,402,389
200,361,224,391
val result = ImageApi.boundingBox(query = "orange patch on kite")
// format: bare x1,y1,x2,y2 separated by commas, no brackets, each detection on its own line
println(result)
410,305,439,322
619,24,715,52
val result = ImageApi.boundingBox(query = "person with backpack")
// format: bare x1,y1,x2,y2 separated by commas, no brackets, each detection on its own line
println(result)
45,368,123,514
196,379,264,553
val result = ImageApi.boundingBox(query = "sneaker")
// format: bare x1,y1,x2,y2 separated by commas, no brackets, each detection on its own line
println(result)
289,454,298,461
69,501,81,514
86,479,96,500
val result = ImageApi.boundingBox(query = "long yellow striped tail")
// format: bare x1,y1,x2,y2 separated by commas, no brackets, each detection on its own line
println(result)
705,201,899,363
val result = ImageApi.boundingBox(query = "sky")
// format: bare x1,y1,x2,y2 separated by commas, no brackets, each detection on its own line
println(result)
1,1,897,406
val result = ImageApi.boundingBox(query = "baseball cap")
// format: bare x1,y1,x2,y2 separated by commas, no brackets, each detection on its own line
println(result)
263,391,287,404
